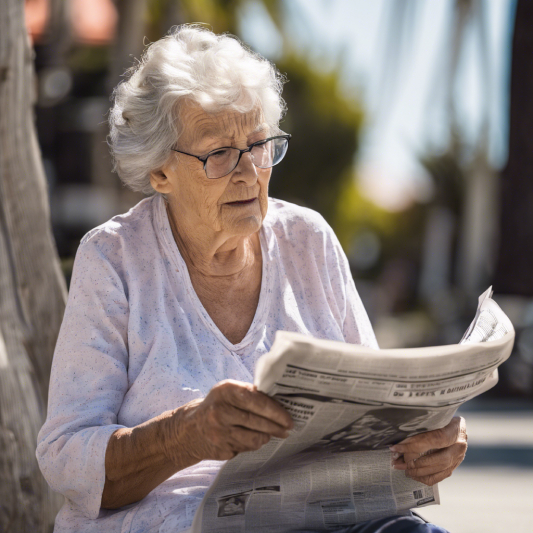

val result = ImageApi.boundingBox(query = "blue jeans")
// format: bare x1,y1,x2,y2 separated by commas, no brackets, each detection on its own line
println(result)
336,512,449,533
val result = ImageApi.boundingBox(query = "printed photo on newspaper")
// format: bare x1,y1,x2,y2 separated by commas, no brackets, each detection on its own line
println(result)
191,287,515,533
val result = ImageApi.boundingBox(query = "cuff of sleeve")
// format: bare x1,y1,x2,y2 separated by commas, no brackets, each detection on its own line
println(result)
40,424,126,520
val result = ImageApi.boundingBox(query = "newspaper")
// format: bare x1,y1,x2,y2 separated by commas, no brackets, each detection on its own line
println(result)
191,288,515,532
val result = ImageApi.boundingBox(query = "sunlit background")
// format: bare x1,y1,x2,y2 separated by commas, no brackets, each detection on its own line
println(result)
23,1,533,529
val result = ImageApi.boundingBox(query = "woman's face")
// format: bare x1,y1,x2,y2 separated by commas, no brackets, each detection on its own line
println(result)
153,102,272,240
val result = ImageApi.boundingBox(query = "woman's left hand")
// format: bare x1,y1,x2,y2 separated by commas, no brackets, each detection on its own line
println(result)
390,416,467,486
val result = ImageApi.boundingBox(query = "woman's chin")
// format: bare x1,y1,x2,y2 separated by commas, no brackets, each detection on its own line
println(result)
223,213,263,236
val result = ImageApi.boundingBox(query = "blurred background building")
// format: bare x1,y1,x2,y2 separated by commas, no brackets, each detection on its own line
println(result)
24,0,533,399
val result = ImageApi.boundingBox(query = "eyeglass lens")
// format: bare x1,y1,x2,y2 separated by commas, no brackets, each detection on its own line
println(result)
205,137,289,179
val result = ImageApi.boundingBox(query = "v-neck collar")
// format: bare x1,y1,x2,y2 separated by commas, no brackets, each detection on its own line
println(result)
154,194,272,353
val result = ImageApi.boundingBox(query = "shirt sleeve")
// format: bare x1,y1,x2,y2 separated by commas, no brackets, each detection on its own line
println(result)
343,275,379,349
36,231,129,519
324,222,379,349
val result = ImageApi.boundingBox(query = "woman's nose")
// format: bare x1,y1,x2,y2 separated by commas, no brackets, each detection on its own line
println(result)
232,151,258,182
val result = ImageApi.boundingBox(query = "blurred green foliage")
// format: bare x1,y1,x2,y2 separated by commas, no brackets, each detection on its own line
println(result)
146,0,284,37
68,46,110,73
270,52,363,225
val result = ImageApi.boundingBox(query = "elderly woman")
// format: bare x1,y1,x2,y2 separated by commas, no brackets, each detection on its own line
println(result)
37,25,466,533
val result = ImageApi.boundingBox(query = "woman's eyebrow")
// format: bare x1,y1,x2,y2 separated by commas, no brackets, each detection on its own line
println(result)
196,123,269,152
195,132,228,153
248,124,269,136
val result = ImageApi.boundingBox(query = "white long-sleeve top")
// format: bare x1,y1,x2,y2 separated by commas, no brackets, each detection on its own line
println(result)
37,194,378,533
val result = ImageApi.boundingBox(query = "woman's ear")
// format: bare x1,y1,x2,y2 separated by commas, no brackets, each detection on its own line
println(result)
150,169,173,194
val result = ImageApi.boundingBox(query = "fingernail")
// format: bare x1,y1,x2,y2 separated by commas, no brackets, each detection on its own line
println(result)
391,452,401,460
389,446,398,452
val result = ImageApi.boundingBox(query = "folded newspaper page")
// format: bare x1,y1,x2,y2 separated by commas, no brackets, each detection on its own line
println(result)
191,287,514,532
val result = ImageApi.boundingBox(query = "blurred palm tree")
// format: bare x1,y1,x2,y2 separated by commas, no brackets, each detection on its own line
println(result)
377,0,499,306
493,0,533,298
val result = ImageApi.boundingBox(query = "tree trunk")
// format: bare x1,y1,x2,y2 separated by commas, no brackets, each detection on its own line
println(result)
109,0,149,91
494,0,533,295
0,0,67,530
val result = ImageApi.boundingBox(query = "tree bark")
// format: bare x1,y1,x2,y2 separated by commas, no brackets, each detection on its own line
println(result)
109,0,149,91
494,0,533,295
0,0,67,530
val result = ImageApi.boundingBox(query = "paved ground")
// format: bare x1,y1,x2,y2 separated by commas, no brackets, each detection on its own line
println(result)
417,400,533,533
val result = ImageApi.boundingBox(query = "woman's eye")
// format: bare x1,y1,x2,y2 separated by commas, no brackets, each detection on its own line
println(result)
210,149,229,158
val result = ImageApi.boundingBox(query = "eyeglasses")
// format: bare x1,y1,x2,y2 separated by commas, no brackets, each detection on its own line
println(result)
171,134,291,179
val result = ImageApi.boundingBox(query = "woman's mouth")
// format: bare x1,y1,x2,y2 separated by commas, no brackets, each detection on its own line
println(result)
226,198,257,206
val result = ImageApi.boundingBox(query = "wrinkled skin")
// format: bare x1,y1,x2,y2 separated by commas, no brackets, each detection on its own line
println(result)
163,380,294,465
150,101,272,264
390,416,468,486
150,101,272,344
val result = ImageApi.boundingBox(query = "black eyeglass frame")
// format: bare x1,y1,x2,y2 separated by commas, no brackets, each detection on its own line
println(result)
170,134,292,179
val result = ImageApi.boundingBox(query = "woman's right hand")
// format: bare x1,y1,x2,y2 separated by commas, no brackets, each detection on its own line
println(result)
163,380,294,464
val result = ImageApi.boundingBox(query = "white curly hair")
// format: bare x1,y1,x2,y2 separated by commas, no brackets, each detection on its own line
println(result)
108,24,287,195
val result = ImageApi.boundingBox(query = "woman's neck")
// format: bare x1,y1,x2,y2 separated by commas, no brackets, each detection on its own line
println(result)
166,202,260,279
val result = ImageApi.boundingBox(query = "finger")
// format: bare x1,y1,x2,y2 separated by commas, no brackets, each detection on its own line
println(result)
226,427,271,453
392,450,433,470
403,449,440,469
391,455,407,469
405,451,423,464
396,441,467,475
392,450,429,469
413,442,467,471
218,381,293,429
404,448,453,477
390,417,465,455
221,405,290,438
408,466,455,486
